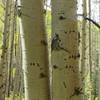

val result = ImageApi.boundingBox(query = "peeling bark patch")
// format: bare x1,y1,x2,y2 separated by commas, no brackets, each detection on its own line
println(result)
53,65,58,69
40,73,46,78
51,33,61,51
63,82,66,88
70,87,83,98
51,33,69,53
41,40,47,46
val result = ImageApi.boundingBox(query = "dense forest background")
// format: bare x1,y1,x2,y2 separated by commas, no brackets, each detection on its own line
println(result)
0,0,100,100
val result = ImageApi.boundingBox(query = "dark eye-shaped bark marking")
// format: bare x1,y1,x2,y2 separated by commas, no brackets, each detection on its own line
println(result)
58,12,66,20
59,16,66,20
0,74,2,77
37,63,40,67
68,53,80,59
41,40,47,46
64,31,67,34
1,55,3,58
70,87,83,98
40,73,46,79
32,63,35,66
30,62,40,67
66,65,68,69
64,58,67,61
30,63,33,66
63,82,66,88
53,65,58,69
0,84,3,89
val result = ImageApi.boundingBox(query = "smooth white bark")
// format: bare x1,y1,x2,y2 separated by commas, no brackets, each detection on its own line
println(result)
20,0,50,100
51,0,83,100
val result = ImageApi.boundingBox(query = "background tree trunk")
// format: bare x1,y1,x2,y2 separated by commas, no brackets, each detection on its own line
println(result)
81,0,87,80
88,0,92,99
98,1,100,99
81,0,87,99
0,0,11,99
6,0,16,96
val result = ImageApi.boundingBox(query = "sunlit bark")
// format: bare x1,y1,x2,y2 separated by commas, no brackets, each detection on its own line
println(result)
20,0,50,100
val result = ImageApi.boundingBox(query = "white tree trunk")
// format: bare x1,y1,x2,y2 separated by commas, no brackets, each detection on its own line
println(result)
51,0,83,100
19,0,50,100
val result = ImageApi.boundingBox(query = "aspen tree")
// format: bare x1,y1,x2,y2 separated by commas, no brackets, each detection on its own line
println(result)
19,0,50,100
51,0,83,100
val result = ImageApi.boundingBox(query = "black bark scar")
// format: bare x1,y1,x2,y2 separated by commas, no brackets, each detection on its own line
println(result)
63,82,66,88
40,73,46,78
59,16,66,20
70,87,83,98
